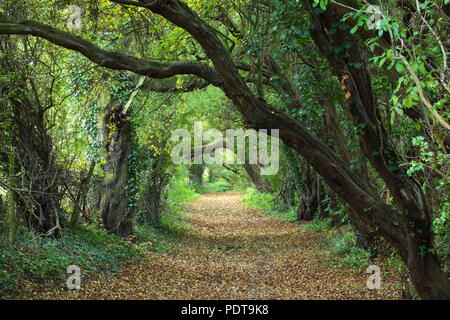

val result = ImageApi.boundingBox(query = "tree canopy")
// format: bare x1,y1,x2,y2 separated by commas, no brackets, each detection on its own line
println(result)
0,0,449,300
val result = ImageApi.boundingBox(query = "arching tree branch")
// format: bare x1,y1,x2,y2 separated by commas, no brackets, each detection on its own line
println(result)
0,14,223,86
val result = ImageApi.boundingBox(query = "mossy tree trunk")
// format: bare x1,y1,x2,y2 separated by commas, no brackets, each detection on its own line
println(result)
100,102,133,237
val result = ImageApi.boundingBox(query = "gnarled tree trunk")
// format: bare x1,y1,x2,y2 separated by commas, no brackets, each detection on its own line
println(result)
189,164,204,186
243,163,273,194
297,164,320,221
100,102,133,237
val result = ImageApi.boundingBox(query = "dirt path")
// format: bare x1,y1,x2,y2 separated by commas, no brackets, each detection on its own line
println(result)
27,191,399,299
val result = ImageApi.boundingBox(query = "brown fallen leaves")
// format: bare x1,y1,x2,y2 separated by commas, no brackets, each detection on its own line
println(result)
12,191,401,300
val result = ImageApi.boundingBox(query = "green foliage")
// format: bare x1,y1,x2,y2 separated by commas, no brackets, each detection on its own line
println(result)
312,0,329,11
337,247,372,269
134,224,174,254
167,167,201,204
242,188,297,223
268,208,297,223
209,180,233,192
327,231,357,255
134,196,192,253
160,206,193,235
324,231,371,270
0,226,142,295
242,187,275,212
302,218,332,233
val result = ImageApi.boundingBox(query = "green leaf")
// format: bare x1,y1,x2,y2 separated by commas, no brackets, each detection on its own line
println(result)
395,62,406,73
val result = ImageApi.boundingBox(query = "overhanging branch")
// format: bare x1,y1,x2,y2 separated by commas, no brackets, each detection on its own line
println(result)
0,14,223,86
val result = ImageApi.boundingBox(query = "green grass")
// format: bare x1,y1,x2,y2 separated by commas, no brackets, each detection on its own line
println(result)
193,184,214,193
319,229,372,270
266,208,297,223
134,224,175,254
0,225,143,295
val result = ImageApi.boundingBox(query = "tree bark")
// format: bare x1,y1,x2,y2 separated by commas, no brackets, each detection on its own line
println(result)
306,1,450,298
1,55,63,236
100,102,133,237
189,164,204,186
243,163,273,194
297,164,320,221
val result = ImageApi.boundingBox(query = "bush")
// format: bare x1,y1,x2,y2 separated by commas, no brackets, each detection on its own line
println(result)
134,223,174,254
242,187,275,212
160,205,192,234
302,218,332,232
339,247,371,269
327,231,357,255
322,230,372,270
166,166,201,204
242,188,297,223
134,200,192,254
167,179,200,204
209,180,233,192
0,225,143,295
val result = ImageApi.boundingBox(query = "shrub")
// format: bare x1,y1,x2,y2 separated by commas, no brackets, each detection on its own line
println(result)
328,231,357,255
242,188,297,223
134,223,174,254
242,187,275,212
322,230,372,270
302,218,332,232
0,225,143,295
210,180,233,192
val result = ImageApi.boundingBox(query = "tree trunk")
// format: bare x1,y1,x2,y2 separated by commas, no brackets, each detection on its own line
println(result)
297,164,320,221
189,164,204,186
69,160,96,227
100,102,133,237
139,159,170,224
305,2,450,298
406,249,450,299
243,163,273,194
3,59,63,236
148,0,450,298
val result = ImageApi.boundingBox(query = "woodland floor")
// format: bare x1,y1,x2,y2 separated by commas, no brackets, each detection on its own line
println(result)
14,191,401,299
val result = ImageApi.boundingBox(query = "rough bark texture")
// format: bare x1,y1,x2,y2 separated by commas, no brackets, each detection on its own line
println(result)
69,160,96,227
297,164,320,221
100,103,133,237
0,14,222,86
306,1,450,299
139,158,170,224
147,0,450,298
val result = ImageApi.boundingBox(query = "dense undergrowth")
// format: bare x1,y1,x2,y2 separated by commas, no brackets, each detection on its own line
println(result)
242,188,297,223
0,225,143,295
0,178,200,296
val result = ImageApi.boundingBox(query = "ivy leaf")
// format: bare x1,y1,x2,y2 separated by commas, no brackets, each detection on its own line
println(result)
395,62,406,74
